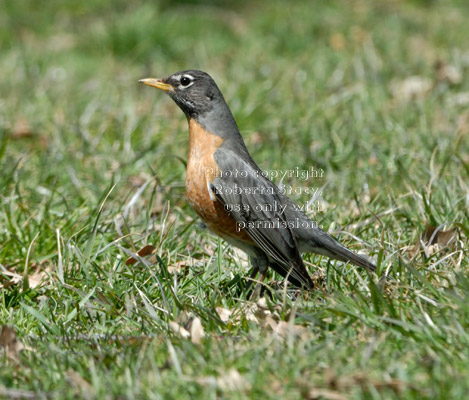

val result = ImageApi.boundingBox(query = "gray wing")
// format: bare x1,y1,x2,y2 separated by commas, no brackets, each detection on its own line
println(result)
212,147,314,288
281,197,376,272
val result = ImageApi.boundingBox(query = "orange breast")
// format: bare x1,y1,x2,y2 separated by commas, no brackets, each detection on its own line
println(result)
185,118,253,243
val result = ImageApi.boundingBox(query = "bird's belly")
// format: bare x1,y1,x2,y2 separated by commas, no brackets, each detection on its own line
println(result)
185,118,253,244
186,158,252,243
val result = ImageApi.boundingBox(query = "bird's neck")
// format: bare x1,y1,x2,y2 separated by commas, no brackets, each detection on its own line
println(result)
186,102,255,167
194,103,243,143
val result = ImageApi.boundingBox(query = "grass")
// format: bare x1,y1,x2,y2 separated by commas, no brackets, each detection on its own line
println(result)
1,0,468,398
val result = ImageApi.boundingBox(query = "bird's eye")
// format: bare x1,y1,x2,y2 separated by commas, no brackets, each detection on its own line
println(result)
180,76,192,86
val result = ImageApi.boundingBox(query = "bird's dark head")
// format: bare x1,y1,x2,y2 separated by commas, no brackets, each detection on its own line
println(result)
139,70,223,118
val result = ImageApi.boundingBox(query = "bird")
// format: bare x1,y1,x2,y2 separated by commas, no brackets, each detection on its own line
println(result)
139,70,376,292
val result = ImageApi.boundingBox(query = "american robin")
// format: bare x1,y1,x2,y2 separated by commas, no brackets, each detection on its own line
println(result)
139,70,376,291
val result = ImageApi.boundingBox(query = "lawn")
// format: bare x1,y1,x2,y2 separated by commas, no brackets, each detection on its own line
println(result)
1,0,468,398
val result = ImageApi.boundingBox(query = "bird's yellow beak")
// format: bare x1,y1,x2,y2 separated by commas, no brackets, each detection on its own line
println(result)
138,78,175,93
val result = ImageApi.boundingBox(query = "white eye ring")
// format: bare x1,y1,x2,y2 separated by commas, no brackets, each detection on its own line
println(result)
177,74,194,89
180,76,192,86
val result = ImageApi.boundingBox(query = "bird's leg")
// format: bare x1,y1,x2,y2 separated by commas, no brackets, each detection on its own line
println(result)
244,265,259,293
245,256,269,300
250,264,268,301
